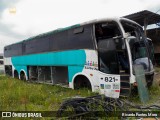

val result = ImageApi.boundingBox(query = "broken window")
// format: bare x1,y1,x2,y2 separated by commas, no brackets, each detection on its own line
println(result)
121,20,151,72
95,21,129,74
98,38,119,74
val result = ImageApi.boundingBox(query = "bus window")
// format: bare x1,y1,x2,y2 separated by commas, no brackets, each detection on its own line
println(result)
132,42,147,60
95,22,129,74
121,20,153,73
98,38,119,74
95,22,121,41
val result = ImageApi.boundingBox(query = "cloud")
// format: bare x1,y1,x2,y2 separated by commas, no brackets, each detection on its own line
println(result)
0,0,19,18
148,3,160,13
0,0,20,38
0,0,146,36
0,0,25,53
0,0,160,53
0,34,19,53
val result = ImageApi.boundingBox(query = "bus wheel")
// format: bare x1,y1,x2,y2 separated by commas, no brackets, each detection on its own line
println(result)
74,75,92,90
20,71,26,80
14,70,19,79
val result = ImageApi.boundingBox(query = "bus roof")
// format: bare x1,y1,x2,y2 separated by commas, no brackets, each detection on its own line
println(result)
5,17,141,47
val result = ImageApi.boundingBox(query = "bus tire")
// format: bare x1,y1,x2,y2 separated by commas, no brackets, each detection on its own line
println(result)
20,71,26,80
74,75,92,90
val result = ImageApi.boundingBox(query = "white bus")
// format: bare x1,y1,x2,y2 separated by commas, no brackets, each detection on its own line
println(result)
4,18,154,98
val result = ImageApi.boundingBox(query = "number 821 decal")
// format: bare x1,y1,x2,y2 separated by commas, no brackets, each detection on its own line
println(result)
104,77,118,82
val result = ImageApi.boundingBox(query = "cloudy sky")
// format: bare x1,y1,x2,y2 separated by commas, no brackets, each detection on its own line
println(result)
0,0,160,53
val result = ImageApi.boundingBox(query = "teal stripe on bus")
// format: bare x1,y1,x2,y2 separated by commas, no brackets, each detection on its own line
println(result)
11,50,86,82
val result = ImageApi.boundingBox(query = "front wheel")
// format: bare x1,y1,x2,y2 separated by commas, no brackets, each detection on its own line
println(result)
74,76,92,90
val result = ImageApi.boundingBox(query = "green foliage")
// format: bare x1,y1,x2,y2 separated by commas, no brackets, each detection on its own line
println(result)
155,67,160,73
0,75,96,112
0,75,159,120
129,85,160,106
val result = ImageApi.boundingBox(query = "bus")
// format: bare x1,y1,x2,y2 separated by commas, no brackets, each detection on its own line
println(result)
4,18,154,98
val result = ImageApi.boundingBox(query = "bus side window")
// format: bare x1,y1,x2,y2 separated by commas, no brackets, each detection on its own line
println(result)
73,27,84,34
98,38,119,74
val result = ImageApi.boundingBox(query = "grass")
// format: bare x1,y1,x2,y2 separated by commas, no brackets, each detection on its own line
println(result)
0,75,96,112
0,74,160,120
128,85,160,105
155,67,160,73
128,67,160,105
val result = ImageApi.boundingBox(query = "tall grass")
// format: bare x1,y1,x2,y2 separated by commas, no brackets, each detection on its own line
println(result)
0,75,96,112
128,82,160,105
0,75,159,120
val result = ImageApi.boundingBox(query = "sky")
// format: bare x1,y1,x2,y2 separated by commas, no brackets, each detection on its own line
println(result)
0,0,160,53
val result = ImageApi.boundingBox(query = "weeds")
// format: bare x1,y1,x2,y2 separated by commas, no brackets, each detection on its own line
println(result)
0,75,96,112
0,75,159,120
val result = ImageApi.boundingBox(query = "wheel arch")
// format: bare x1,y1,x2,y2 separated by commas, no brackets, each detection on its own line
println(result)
20,69,28,80
72,72,93,91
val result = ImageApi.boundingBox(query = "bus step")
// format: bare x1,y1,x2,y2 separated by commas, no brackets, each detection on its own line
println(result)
121,82,130,88
120,87,130,97
120,75,130,81
121,79,129,83
120,87,130,90
119,95,128,98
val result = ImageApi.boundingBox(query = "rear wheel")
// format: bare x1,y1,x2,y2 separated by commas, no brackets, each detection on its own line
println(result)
20,71,26,80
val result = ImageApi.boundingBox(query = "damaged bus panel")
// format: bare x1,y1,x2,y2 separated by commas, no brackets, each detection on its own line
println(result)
4,18,154,98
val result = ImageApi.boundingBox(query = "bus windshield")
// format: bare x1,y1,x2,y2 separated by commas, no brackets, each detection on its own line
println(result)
120,20,151,71
128,36,148,60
